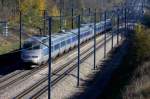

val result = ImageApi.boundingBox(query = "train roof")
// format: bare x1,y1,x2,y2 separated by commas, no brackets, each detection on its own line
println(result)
25,35,49,42
51,33,73,44
24,18,112,45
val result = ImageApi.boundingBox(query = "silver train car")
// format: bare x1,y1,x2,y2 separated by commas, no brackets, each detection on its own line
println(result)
21,19,112,66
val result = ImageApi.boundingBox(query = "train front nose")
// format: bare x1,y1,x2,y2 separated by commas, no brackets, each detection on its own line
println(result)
21,50,42,64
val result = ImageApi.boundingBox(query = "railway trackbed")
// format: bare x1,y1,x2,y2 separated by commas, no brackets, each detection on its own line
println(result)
14,34,113,99
0,65,48,92
0,70,23,83
0,32,109,93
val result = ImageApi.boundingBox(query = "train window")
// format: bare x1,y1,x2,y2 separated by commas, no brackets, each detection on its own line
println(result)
80,34,83,38
85,32,87,36
89,31,91,34
43,39,48,45
23,42,32,50
67,38,71,44
88,31,91,35
54,44,60,50
86,32,88,35
72,37,76,41
81,33,84,38
32,45,40,50
85,32,88,36
86,31,89,35
42,39,47,43
23,42,40,50
61,41,66,47
83,33,86,37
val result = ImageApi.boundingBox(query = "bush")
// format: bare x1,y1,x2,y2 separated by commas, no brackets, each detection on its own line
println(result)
134,27,150,62
143,14,150,27
122,27,150,99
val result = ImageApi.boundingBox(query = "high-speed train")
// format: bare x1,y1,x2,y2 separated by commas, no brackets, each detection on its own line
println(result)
21,19,112,65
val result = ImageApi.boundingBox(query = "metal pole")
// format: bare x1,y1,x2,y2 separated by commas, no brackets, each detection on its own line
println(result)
71,8,74,29
48,17,52,99
89,8,91,23
60,8,62,30
121,8,123,41
43,10,46,35
125,8,127,39
126,8,129,30
99,12,101,22
89,8,91,16
19,11,22,49
117,11,120,45
104,11,107,58
77,15,80,87
60,0,64,30
71,0,74,29
111,11,113,50
94,10,96,70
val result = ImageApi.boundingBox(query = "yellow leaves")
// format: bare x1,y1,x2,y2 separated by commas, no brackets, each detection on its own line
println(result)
38,0,46,15
51,5,60,16
20,0,33,13
38,0,45,11
19,0,60,16
20,0,46,15
135,23,143,33
135,22,146,34
134,26,150,61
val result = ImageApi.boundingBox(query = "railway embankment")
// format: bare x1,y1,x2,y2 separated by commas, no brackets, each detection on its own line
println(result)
0,50,20,65
97,27,150,99
70,36,129,99
96,9,150,99
0,50,22,76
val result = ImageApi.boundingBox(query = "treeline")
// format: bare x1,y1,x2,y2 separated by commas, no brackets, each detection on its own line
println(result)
0,0,18,20
0,0,123,33
0,0,123,19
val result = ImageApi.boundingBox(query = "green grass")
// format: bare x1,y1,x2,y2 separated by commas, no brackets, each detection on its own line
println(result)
0,42,19,55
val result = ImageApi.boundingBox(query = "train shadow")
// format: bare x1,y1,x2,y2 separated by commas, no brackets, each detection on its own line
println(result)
69,40,128,99
0,50,29,76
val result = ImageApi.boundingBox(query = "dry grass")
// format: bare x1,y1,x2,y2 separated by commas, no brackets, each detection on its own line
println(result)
122,27,150,99
122,62,150,99
0,33,20,55
134,28,150,61
99,28,150,99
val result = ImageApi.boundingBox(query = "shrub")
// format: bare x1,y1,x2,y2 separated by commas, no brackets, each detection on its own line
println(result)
134,26,150,62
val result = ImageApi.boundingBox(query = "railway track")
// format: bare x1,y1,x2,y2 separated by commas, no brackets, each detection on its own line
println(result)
0,70,23,83
15,33,113,99
0,65,47,92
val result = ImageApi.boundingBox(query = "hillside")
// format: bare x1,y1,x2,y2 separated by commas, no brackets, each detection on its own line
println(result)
99,4,150,99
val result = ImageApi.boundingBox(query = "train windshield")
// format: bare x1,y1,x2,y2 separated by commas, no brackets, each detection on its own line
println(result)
23,42,40,50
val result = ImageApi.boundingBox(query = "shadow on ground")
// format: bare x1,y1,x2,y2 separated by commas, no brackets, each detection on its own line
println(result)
0,50,27,76
70,40,129,99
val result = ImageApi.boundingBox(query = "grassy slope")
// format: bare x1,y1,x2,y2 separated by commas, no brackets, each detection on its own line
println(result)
98,7,150,99
99,29,150,99
0,34,20,55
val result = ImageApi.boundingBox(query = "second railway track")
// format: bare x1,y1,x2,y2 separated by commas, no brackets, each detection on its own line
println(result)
15,33,113,99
